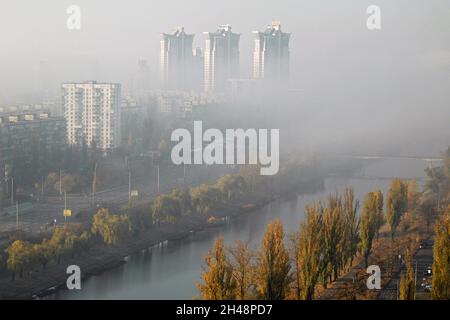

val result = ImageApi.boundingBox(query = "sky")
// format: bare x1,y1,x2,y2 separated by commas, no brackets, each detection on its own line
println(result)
0,0,449,154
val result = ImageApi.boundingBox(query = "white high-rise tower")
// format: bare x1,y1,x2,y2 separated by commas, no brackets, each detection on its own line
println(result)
62,81,121,151
160,27,196,90
203,25,240,92
253,22,290,83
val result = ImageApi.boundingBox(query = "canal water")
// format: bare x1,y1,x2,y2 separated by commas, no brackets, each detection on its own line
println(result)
50,157,429,299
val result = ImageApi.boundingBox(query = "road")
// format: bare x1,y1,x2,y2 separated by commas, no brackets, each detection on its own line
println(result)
0,164,235,236
378,237,434,300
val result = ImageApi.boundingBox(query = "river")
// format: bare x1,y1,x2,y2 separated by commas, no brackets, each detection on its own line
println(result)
50,157,431,299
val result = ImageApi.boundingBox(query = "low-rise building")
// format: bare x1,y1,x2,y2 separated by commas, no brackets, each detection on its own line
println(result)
0,109,65,167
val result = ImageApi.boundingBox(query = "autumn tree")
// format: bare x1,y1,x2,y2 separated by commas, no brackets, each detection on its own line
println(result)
255,219,291,300
399,249,416,300
6,240,34,280
406,180,419,217
322,194,344,282
444,147,450,180
291,204,324,300
386,179,408,240
217,175,247,202
418,192,437,231
191,184,222,216
239,164,265,194
33,240,53,270
342,188,360,269
197,237,237,300
360,192,379,267
228,240,254,300
431,208,450,299
373,190,384,240
151,194,181,225
49,226,77,263
170,188,192,216
91,208,131,245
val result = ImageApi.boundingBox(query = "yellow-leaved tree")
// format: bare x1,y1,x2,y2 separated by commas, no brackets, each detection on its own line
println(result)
197,237,236,300
255,219,291,300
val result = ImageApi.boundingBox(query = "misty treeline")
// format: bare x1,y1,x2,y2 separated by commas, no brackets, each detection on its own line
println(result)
197,147,450,300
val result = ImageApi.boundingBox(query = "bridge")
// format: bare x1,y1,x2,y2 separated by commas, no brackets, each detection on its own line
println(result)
336,154,444,181
338,154,443,162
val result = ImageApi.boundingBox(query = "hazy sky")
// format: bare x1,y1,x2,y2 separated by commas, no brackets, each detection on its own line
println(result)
1,0,449,96
0,0,449,154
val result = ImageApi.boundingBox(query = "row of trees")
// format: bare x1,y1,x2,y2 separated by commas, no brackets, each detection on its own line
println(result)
3,206,132,280
2,205,132,280
44,172,89,194
5,226,90,280
198,178,420,300
431,206,450,299
0,174,252,280
151,174,248,225
427,147,450,299
395,148,449,300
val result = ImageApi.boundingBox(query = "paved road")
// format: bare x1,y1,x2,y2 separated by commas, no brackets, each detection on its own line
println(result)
0,165,234,236
0,181,155,234
378,237,434,300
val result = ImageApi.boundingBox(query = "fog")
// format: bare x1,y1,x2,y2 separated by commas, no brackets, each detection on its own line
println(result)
1,0,449,156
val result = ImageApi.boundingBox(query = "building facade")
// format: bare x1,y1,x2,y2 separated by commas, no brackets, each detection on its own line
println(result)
253,22,290,83
0,110,65,168
62,81,121,151
203,25,240,92
160,27,196,90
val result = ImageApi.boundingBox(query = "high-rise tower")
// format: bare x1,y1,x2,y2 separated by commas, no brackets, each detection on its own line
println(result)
160,27,195,90
253,22,290,83
203,25,240,92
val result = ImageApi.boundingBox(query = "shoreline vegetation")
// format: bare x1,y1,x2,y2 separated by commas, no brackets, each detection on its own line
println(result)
196,147,450,300
0,156,332,299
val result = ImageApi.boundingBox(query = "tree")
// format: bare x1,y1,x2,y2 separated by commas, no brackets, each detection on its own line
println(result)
0,253,5,272
418,191,437,231
322,194,344,282
6,240,34,280
373,190,384,240
191,184,222,216
386,179,408,240
360,192,378,267
291,204,324,300
255,219,291,300
170,188,192,216
91,208,131,245
72,231,91,256
217,175,247,202
158,139,168,159
431,208,450,299
399,249,415,300
342,188,360,269
49,226,77,263
424,166,446,211
444,146,450,180
197,237,237,300
151,194,181,225
239,164,265,194
407,180,419,217
33,240,53,270
229,240,254,300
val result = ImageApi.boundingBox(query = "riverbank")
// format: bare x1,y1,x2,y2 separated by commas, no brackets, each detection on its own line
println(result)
0,174,325,300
